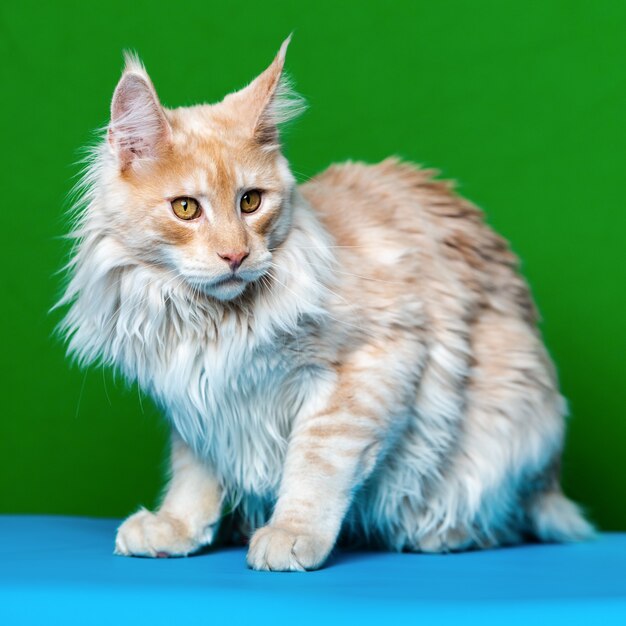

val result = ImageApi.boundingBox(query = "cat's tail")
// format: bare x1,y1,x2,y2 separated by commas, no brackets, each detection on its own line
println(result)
528,489,596,542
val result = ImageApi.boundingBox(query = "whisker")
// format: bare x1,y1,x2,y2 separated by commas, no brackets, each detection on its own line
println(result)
288,245,399,250
102,366,112,406
137,384,145,415
290,169,314,184
74,371,88,420
270,259,406,288
267,269,376,339
267,261,350,305
332,268,407,286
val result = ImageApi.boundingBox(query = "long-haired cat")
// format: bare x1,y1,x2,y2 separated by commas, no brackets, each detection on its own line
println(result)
59,37,593,571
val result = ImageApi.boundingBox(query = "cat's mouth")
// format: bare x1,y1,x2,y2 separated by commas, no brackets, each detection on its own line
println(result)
187,273,249,301
213,274,245,287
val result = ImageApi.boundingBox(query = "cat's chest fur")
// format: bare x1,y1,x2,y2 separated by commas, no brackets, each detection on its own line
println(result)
153,322,323,499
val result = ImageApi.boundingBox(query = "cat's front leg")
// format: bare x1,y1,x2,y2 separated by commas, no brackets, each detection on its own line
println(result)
247,338,422,571
115,432,223,557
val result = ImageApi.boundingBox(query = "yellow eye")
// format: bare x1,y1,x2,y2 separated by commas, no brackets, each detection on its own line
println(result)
171,197,200,220
240,190,262,214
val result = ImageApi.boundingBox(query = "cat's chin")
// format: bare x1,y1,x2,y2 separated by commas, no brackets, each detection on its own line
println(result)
192,276,249,302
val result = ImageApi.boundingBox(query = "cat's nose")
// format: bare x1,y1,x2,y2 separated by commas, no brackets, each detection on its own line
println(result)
217,250,249,271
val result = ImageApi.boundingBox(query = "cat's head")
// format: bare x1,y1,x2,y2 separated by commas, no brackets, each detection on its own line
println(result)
96,37,304,302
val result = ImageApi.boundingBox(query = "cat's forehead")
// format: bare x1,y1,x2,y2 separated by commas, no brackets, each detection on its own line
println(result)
166,103,247,145
129,104,282,197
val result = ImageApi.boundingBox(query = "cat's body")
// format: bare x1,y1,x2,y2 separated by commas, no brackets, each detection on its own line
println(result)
60,39,592,570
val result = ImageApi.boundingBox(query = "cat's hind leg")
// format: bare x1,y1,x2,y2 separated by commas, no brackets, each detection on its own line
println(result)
382,312,591,552
115,432,223,557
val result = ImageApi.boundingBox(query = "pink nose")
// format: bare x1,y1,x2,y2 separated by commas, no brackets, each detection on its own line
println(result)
217,250,249,271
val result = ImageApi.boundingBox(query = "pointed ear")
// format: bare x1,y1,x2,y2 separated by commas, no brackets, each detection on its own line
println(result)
225,35,305,146
108,53,171,170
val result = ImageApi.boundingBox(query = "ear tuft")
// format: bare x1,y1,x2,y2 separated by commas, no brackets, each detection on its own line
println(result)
253,35,306,145
122,50,146,75
222,35,306,147
262,73,307,129
108,53,171,170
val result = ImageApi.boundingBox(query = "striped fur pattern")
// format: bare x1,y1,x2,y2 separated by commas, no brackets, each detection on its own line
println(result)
60,39,593,571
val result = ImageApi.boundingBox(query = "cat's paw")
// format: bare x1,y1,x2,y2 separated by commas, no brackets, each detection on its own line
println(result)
114,509,199,558
247,525,333,572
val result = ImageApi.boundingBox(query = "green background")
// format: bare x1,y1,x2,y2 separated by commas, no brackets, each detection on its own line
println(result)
1,1,624,529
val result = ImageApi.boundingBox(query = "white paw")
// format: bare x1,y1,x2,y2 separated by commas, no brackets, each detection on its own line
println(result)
247,525,332,572
114,509,200,558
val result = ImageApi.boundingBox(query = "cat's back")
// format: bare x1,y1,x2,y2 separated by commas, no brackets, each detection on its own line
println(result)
300,159,537,324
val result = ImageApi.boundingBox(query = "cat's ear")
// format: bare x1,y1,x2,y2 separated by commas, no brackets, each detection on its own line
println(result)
108,53,171,170
225,35,305,147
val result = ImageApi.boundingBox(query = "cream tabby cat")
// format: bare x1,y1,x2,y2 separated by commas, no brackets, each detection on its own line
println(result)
60,37,593,571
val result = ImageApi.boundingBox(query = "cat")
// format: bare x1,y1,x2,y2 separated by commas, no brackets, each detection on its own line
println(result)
59,36,593,571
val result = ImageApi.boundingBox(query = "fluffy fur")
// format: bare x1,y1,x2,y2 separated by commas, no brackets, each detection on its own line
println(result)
59,39,593,571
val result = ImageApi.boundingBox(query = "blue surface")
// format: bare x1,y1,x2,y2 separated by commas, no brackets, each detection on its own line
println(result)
1,516,625,625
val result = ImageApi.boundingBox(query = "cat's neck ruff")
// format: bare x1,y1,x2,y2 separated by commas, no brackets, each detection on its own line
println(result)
60,191,335,390
60,190,337,495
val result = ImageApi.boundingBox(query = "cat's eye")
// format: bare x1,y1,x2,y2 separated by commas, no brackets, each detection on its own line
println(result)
240,190,262,214
171,197,201,221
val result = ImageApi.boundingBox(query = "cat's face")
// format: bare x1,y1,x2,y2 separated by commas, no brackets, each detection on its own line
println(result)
103,39,301,301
